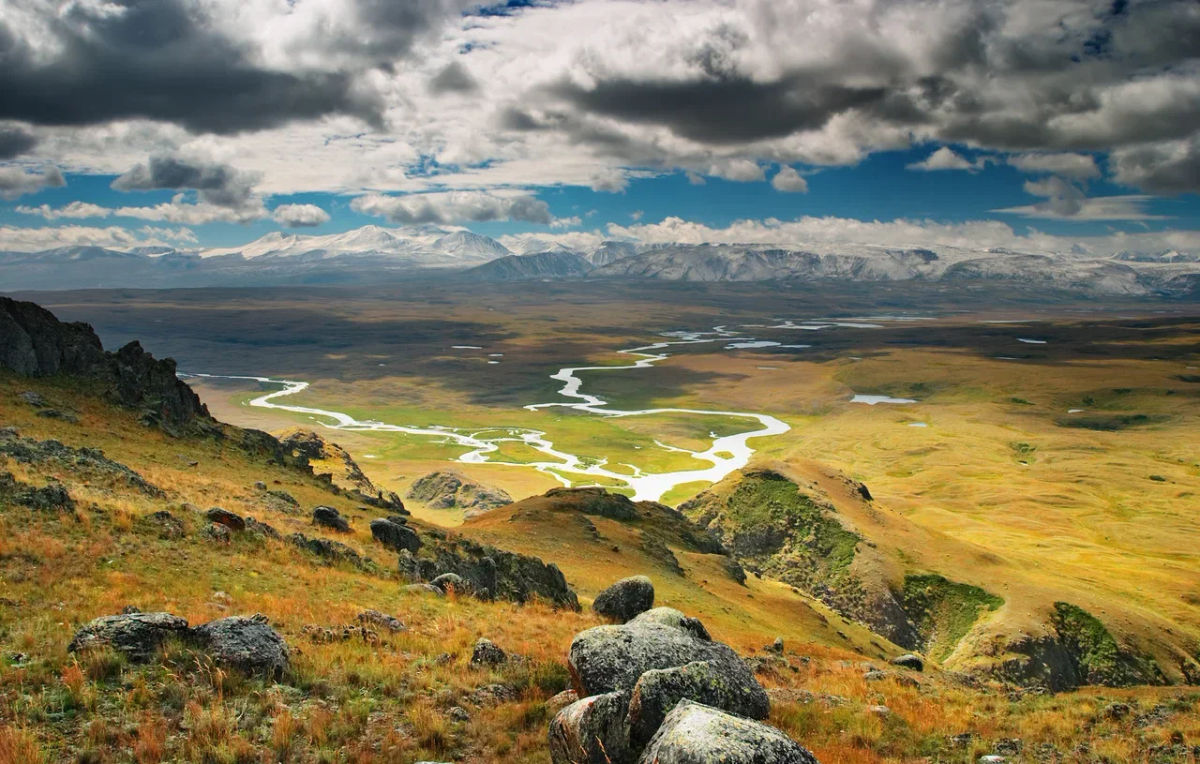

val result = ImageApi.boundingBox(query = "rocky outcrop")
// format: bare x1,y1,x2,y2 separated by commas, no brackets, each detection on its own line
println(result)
638,700,819,764
407,470,512,516
0,471,75,512
396,535,579,610
593,576,655,623
544,487,638,520
280,429,405,511
551,606,808,764
470,638,508,668
0,297,209,431
370,516,421,553
190,615,289,679
0,429,162,496
68,612,189,661
288,533,364,567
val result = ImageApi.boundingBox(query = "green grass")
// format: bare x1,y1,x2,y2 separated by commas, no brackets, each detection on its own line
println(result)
901,574,1003,662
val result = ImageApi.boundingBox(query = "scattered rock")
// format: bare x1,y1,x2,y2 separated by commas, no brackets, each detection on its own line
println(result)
253,481,267,491
402,583,445,596
627,659,770,749
358,610,405,633
638,700,819,764
137,510,185,539
204,523,232,543
397,538,578,609
448,706,470,723
547,689,579,715
629,608,711,642
1102,701,1133,721
36,408,79,423
18,390,47,407
592,575,655,623
470,638,508,668
312,505,350,532
69,612,189,661
370,517,421,553
407,470,512,515
863,669,918,688
205,507,245,532
866,705,890,717
0,433,166,496
549,690,632,764
190,616,289,679
287,532,363,566
432,572,471,594
245,516,280,539
890,653,924,671
767,637,784,654
470,683,519,705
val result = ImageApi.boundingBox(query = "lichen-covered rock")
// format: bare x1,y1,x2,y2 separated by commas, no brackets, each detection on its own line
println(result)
548,690,632,764
0,471,75,512
357,610,405,633
432,572,471,594
628,608,711,642
593,576,654,623
398,537,579,610
544,487,638,520
205,507,245,531
406,470,512,515
637,700,818,764
138,510,185,539
288,533,362,566
190,616,289,679
370,517,421,553
627,660,770,748
568,611,761,699
312,505,350,532
69,612,189,661
471,638,508,668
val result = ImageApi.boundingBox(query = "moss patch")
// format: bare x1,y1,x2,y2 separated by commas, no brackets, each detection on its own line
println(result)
1051,602,1163,686
901,574,1003,661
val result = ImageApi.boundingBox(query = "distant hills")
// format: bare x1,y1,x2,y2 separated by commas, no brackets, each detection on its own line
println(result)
2,224,1199,297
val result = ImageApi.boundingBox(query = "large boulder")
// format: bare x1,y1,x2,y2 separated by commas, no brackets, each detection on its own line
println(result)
205,507,245,532
628,608,710,641
406,470,512,515
637,700,819,764
312,505,350,532
593,576,654,623
68,612,189,661
548,690,632,764
470,638,508,668
190,616,289,679
370,517,421,553
628,660,770,749
568,609,764,701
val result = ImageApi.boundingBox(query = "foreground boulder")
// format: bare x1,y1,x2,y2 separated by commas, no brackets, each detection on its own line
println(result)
548,690,632,764
592,575,654,623
568,608,763,700
68,612,189,661
190,616,289,679
638,700,818,764
370,516,421,553
628,660,770,748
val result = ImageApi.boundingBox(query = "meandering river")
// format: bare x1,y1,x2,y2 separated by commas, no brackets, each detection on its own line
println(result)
185,326,790,502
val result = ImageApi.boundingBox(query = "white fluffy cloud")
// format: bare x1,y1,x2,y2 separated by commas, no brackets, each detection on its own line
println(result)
351,190,555,225
770,166,808,192
0,224,195,251
907,148,985,173
0,166,65,200
1008,152,1100,180
272,203,331,227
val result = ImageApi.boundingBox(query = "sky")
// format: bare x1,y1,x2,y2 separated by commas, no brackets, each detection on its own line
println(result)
0,0,1198,256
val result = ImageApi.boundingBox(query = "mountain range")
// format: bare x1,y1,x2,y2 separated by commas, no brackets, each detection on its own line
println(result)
2,224,1199,297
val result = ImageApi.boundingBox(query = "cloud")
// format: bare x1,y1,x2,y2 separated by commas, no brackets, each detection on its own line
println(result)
589,169,629,193
1110,136,1200,195
0,223,191,252
709,159,764,182
992,175,1163,220
351,190,554,224
429,62,479,94
112,156,259,208
16,201,112,220
0,165,65,200
0,124,38,159
1008,152,1100,180
907,147,985,172
113,200,266,225
272,203,332,228
771,166,808,193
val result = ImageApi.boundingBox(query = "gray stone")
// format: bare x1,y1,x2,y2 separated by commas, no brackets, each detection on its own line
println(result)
204,522,232,543
69,612,189,662
471,638,507,668
190,616,289,679
627,608,711,642
312,505,350,532
637,700,818,764
890,653,924,671
205,507,245,532
593,576,654,623
627,660,770,749
370,517,421,553
432,572,470,594
548,690,632,764
402,583,445,596
357,609,405,633
568,612,761,699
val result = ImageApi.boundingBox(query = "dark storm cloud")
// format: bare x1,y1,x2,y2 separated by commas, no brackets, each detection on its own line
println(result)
0,125,38,159
0,0,393,133
1113,136,1200,195
555,75,888,144
429,62,479,93
112,156,258,207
